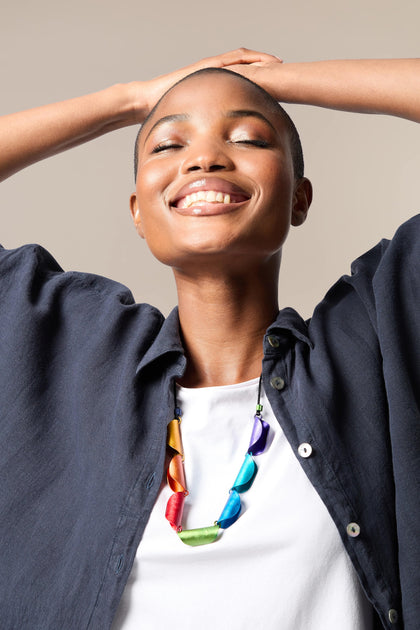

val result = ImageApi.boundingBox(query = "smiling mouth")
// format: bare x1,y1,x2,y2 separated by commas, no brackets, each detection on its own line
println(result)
172,189,250,215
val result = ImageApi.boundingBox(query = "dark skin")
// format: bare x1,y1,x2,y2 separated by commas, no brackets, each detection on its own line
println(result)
131,72,312,387
0,50,417,386
0,49,416,383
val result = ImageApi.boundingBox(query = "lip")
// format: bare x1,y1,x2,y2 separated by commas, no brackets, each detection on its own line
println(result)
173,198,249,217
169,177,251,207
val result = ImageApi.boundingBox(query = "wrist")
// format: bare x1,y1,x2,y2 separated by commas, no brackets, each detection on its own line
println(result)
263,62,306,104
102,82,149,127
120,81,150,124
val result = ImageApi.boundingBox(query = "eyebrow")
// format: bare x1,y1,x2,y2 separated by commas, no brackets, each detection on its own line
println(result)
144,113,190,142
143,109,277,143
225,110,277,132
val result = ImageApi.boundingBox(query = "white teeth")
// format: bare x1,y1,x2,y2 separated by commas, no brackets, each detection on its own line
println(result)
180,190,233,208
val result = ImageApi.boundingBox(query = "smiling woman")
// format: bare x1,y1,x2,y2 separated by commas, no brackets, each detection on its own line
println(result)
0,49,419,630
131,69,311,282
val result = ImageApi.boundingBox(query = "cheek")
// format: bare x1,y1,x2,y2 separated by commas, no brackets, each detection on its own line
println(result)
136,172,159,212
136,160,173,212
134,167,174,261
251,151,294,198
252,162,295,250
261,163,295,217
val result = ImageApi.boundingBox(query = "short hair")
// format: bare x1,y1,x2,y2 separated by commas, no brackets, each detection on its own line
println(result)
134,67,304,181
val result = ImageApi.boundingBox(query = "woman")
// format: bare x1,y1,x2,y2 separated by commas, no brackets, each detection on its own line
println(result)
0,49,419,629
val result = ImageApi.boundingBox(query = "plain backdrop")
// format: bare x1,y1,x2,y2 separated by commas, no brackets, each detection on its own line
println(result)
1,0,419,318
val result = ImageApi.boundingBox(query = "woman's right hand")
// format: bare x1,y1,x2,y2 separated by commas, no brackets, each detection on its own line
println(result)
0,48,280,182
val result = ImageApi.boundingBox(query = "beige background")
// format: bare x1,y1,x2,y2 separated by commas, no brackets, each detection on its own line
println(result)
1,0,418,318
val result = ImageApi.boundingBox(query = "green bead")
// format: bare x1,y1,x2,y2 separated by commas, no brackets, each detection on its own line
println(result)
178,524,220,546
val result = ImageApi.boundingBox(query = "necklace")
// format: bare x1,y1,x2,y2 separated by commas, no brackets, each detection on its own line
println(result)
165,376,270,546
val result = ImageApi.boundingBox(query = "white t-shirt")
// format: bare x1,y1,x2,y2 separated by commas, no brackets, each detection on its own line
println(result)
112,378,373,630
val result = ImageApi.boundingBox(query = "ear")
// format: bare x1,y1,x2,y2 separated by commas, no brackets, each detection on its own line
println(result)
130,193,145,239
291,178,313,227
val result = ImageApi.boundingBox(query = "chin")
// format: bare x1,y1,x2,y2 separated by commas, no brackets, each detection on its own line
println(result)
145,226,285,270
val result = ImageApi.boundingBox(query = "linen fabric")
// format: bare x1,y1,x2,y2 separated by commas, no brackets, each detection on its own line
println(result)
112,379,373,630
0,215,419,629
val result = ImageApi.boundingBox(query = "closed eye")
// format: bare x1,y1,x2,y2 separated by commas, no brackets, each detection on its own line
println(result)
151,143,183,154
233,139,271,148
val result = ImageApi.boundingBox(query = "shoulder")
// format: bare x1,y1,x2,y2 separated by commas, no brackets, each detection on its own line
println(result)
350,213,420,278
303,213,420,370
312,214,420,321
0,242,165,344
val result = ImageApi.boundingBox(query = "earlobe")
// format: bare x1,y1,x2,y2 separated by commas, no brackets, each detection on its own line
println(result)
291,178,313,227
129,193,145,239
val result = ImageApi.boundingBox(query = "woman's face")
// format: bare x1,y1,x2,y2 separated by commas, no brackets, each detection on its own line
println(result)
132,72,310,271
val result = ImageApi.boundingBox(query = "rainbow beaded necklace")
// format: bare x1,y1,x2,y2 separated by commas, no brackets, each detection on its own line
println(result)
165,376,270,546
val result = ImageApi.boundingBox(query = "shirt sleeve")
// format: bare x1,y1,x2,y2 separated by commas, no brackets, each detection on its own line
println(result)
311,213,420,627
366,216,420,628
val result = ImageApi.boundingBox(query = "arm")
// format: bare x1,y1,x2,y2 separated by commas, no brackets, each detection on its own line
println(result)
0,48,280,183
229,58,420,123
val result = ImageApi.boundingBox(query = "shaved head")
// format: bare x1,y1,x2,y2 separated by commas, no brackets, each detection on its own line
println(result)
134,67,304,181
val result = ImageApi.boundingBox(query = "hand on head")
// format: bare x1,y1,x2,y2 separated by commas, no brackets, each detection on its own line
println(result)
137,48,282,122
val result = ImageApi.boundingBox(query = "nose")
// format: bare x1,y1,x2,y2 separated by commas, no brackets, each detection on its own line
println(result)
180,137,234,173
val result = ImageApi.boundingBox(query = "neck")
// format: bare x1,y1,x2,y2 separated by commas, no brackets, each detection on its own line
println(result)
174,257,280,388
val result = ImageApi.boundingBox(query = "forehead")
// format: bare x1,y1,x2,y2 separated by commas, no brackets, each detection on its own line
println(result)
140,72,287,141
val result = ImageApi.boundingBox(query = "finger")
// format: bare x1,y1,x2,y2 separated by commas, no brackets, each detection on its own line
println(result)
217,49,282,66
225,60,279,76
200,48,282,68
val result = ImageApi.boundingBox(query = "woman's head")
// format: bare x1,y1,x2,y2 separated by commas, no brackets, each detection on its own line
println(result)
134,67,304,181
130,69,312,272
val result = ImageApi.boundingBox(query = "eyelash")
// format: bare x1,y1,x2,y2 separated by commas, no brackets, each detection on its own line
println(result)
151,143,182,154
233,139,270,148
151,138,270,154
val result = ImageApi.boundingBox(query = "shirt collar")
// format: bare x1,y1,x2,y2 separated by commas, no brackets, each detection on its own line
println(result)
136,307,185,376
267,307,313,348
136,305,312,376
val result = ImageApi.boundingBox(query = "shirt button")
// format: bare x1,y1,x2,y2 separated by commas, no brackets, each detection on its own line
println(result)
388,609,398,624
298,443,313,458
346,522,361,537
270,376,285,390
267,335,280,348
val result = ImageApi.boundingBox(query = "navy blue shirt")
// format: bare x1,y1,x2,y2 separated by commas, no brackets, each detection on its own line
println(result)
0,215,419,629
